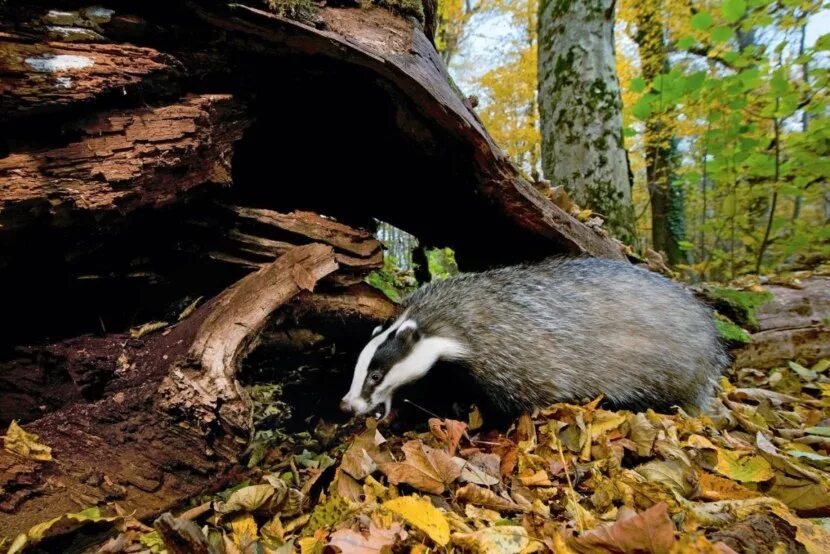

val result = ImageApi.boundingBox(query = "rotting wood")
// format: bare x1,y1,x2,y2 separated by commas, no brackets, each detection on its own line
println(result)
0,95,249,234
0,244,338,537
229,205,381,258
733,277,830,369
0,37,180,119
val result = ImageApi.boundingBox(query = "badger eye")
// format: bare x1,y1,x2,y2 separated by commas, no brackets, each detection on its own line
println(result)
368,371,382,383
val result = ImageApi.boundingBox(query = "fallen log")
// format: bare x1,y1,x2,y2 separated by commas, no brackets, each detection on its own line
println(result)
0,244,338,537
1,0,624,273
733,277,830,370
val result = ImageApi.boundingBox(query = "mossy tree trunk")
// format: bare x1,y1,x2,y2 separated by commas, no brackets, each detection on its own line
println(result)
537,0,634,241
632,2,687,265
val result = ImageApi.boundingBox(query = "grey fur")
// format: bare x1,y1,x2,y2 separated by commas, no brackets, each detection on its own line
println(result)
360,257,729,413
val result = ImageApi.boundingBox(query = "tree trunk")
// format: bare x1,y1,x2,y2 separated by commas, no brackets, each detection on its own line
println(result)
632,2,687,265
537,0,633,240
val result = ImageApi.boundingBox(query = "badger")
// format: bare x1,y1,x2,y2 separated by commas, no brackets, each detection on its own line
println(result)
340,257,729,419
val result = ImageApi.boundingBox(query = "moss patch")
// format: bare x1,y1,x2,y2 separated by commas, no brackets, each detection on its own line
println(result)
266,0,318,23
706,287,774,330
715,316,751,345
374,0,424,24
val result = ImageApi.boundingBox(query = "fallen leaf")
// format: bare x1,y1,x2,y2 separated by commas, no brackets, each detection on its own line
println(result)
519,469,553,487
715,448,774,483
341,428,390,480
378,440,462,494
429,417,467,456
129,320,168,339
455,483,526,513
569,502,676,554
328,522,405,554
383,495,450,546
459,452,501,486
468,405,484,431
217,483,275,513
229,513,257,546
698,472,760,501
3,420,53,461
177,296,203,321
771,505,830,554
452,525,530,553
298,535,325,554
635,460,697,498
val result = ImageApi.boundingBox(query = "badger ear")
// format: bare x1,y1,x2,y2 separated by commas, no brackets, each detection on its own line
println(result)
395,319,420,344
371,325,384,337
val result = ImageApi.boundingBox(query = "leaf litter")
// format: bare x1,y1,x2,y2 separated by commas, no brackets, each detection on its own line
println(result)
5,357,830,553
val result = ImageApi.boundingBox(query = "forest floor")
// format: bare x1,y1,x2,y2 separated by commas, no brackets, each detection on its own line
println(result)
3,271,830,554
5,355,830,553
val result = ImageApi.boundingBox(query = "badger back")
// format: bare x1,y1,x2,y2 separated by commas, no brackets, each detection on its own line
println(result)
402,257,728,412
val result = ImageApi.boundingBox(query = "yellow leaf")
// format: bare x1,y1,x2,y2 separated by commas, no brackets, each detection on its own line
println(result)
698,472,760,501
3,420,53,461
591,411,627,438
261,514,284,542
383,495,450,546
129,320,168,339
297,537,325,554
715,449,774,483
452,526,530,553
6,534,27,554
229,513,258,546
26,516,62,541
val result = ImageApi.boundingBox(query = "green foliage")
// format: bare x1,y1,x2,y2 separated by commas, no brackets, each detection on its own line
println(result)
426,247,459,281
624,0,829,279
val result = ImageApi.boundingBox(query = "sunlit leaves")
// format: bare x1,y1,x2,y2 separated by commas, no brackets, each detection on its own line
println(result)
721,0,747,23
691,11,714,31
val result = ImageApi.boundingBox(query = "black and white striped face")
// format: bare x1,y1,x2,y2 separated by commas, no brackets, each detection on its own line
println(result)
340,315,466,419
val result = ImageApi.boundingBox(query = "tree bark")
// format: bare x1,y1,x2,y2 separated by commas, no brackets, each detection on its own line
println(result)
537,0,633,240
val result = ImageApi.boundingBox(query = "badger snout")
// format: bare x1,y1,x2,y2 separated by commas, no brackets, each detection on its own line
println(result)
340,395,369,415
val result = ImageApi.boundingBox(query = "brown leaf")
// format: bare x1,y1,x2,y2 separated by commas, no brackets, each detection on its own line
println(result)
328,522,406,554
455,483,527,513
379,440,462,494
569,502,676,554
341,428,391,480
428,417,467,456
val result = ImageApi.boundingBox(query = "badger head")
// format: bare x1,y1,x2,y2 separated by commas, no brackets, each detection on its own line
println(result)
340,315,466,419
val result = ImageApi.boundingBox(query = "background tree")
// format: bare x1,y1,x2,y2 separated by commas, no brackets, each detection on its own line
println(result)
537,0,635,240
